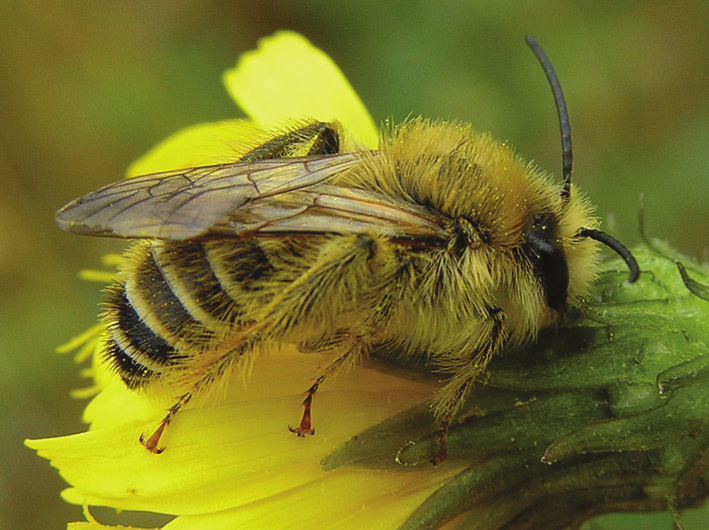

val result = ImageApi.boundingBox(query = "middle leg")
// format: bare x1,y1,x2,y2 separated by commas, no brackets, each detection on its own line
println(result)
288,335,366,436
261,234,404,437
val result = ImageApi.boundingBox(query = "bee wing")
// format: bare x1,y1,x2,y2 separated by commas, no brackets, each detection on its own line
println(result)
56,153,445,241
57,154,360,240
216,184,445,240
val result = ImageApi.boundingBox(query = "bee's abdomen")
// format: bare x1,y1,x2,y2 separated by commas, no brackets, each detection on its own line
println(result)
152,241,248,328
103,240,274,388
103,285,175,388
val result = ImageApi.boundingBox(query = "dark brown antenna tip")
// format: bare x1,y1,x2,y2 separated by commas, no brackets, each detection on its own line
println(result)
526,35,573,201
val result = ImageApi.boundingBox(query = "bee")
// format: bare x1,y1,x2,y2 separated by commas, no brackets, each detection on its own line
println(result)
56,35,639,464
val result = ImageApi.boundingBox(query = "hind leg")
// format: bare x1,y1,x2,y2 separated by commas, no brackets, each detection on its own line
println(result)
139,332,263,454
140,391,193,453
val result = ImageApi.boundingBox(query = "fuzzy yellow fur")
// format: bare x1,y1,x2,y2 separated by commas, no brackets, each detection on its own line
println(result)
100,120,601,435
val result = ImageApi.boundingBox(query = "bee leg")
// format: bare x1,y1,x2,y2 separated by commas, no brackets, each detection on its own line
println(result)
140,391,193,454
431,307,506,465
288,339,364,437
138,332,265,453
434,419,450,466
240,122,340,162
432,378,474,465
257,234,386,437
288,375,325,436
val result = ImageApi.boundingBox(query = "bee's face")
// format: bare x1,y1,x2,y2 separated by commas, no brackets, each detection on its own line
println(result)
523,213,570,312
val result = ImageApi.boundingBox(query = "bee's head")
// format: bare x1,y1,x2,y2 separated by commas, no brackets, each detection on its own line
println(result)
526,35,639,312
524,213,569,312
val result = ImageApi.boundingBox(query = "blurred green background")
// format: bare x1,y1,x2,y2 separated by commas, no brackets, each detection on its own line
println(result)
1,1,706,529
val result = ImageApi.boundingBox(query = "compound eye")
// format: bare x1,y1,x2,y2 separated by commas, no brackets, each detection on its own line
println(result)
525,218,569,311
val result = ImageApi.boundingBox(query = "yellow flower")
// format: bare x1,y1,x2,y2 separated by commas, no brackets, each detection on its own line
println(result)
27,32,465,530
29,31,709,530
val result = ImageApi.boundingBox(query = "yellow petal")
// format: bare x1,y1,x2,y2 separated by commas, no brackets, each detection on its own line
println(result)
28,347,453,525
67,506,155,530
78,269,117,283
68,522,152,530
223,31,379,149
125,119,268,177
56,324,105,357
161,467,461,530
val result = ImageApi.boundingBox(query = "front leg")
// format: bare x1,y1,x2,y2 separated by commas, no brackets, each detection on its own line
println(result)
431,306,506,464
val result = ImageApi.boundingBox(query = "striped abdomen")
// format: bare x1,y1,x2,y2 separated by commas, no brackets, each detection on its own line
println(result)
103,239,276,389
101,122,343,390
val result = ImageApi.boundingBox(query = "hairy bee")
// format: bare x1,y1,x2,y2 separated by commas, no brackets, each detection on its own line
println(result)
56,35,639,464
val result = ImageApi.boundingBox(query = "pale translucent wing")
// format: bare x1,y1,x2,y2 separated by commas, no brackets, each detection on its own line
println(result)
56,153,446,241
56,155,359,239
212,185,445,240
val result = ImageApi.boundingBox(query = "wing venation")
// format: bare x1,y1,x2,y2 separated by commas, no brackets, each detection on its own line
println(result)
56,153,445,242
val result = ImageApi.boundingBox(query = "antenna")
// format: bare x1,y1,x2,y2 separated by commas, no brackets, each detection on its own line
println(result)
526,35,572,201
527,35,639,283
